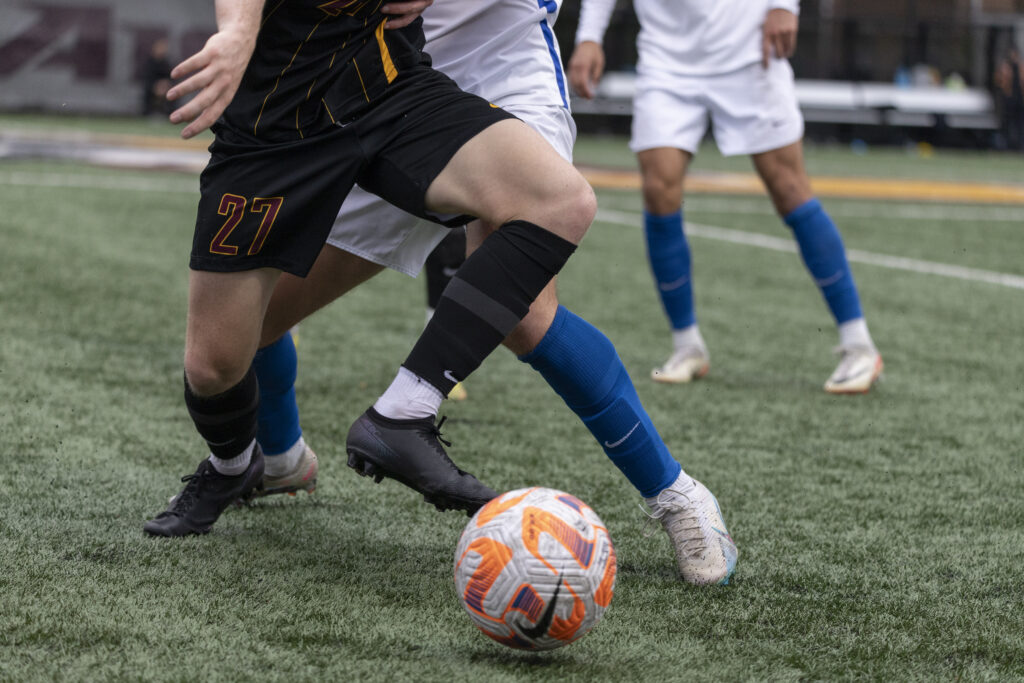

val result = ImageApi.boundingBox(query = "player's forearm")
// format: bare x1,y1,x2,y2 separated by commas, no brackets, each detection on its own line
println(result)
575,0,616,46
769,0,800,16
215,0,265,43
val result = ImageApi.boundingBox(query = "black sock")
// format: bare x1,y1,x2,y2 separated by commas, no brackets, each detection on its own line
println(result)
184,366,259,460
425,229,467,310
403,220,576,394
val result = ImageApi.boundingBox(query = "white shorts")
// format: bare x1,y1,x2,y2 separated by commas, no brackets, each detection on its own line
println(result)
630,60,804,157
326,104,576,277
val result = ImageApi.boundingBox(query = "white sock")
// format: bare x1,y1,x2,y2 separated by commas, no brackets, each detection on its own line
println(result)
671,324,706,351
838,318,875,350
209,439,255,476
644,469,696,509
373,367,444,420
263,436,305,477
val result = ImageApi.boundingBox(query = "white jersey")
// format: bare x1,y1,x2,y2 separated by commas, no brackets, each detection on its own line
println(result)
423,0,570,109
576,0,800,78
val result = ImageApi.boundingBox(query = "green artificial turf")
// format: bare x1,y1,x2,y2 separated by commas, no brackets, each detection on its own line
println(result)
1,142,1023,681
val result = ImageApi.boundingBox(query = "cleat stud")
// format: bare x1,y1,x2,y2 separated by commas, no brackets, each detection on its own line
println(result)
373,474,384,484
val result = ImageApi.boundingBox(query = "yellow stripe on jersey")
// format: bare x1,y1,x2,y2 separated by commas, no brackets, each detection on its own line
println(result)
352,58,371,102
254,16,329,135
374,19,398,84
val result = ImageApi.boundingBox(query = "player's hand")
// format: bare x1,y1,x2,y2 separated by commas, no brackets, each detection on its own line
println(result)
382,0,433,29
568,41,605,100
166,27,256,139
762,8,798,68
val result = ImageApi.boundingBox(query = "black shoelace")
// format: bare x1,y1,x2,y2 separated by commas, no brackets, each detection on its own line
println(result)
169,469,207,513
429,415,452,447
426,415,468,474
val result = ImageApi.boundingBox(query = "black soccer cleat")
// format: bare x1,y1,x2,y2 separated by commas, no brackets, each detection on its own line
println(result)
346,408,497,515
144,448,265,537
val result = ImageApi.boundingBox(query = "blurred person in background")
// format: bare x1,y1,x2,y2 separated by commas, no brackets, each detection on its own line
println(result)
140,38,173,117
994,48,1024,150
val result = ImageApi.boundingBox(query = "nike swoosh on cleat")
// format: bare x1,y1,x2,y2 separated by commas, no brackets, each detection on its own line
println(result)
711,526,733,543
521,576,562,640
604,421,641,449
443,369,459,384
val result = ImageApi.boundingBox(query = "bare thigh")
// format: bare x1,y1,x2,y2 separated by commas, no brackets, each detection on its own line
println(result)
425,119,596,245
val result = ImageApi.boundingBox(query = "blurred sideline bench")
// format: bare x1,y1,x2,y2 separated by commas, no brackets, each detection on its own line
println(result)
571,73,998,131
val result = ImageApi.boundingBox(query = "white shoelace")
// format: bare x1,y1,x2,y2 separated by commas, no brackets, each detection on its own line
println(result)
641,489,707,559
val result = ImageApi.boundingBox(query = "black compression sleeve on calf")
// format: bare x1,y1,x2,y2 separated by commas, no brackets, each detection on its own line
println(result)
184,366,259,459
424,229,467,310
403,220,576,395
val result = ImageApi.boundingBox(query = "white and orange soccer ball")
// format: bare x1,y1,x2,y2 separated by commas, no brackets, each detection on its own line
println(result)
453,487,616,650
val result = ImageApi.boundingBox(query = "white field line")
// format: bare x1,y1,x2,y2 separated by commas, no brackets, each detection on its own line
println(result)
677,196,1024,223
0,171,197,194
596,208,1024,291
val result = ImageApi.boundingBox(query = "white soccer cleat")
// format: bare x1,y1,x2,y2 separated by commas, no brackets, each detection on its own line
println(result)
650,346,710,384
256,444,318,497
824,345,883,394
645,475,737,585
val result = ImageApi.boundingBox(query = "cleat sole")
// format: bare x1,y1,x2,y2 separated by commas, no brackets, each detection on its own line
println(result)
346,446,482,516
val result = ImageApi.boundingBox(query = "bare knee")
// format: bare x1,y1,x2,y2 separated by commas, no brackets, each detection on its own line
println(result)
638,149,687,215
184,349,250,397
765,174,812,216
641,174,684,215
550,178,597,244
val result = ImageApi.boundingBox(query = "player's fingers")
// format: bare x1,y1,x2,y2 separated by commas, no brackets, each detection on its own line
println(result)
169,92,205,125
569,60,593,99
382,0,432,28
178,91,229,139
762,32,771,67
589,59,604,96
170,50,211,82
783,30,797,57
167,68,215,102
381,0,432,14
181,109,218,139
168,73,226,124
776,32,792,59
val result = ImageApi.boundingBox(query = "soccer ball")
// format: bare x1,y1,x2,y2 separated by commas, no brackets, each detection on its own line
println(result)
453,487,616,650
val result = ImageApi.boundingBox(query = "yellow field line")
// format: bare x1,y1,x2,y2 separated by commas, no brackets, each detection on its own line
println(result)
579,166,1024,205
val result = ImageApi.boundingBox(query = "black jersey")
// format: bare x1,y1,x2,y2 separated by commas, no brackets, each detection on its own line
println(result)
221,0,429,142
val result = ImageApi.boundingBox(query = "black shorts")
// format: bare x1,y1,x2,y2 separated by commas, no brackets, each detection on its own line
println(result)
190,66,516,276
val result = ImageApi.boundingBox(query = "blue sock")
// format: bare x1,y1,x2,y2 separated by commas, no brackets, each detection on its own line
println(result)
784,198,863,324
644,209,696,330
252,331,302,456
519,307,681,497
